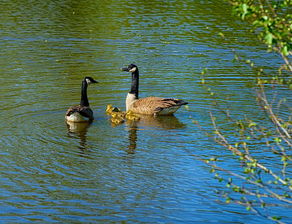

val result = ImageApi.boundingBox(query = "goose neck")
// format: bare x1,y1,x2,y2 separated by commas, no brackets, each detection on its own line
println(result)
129,69,139,98
80,80,89,107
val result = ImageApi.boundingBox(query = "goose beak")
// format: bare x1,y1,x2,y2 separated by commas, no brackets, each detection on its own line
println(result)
85,77,99,84
121,67,129,72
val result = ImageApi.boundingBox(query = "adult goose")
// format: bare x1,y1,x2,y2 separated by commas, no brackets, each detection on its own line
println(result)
65,77,98,122
121,64,188,116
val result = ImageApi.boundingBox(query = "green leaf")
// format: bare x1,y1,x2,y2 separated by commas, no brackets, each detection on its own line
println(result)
281,45,288,56
271,216,282,221
201,68,208,75
274,137,282,143
248,122,257,128
218,32,225,38
265,33,273,45
241,3,248,20
281,156,287,162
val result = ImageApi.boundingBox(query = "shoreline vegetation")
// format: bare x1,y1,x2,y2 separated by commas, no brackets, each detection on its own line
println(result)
198,0,291,223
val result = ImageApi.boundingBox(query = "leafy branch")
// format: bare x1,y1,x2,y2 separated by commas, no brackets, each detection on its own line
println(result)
229,0,292,72
195,1,291,222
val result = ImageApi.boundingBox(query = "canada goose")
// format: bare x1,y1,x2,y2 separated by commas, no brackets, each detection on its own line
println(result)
65,77,98,122
121,64,188,116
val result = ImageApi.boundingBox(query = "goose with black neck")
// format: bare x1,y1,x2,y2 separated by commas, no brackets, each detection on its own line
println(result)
121,64,188,116
65,77,98,123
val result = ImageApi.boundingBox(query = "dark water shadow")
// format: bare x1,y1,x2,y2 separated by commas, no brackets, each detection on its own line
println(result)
136,115,186,130
125,115,186,154
66,121,91,151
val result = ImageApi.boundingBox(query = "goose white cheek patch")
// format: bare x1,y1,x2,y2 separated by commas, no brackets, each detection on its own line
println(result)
129,67,137,72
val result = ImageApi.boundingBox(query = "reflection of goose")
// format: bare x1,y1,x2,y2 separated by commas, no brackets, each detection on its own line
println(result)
66,122,91,150
128,115,186,130
124,115,185,154
121,64,188,116
127,123,138,154
65,77,98,122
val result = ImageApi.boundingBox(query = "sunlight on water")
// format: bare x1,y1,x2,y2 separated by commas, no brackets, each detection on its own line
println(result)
0,0,288,223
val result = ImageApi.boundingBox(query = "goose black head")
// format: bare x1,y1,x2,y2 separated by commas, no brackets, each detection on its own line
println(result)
121,64,138,73
84,77,98,85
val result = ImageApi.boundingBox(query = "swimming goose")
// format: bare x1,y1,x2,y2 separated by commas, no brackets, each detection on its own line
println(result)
121,64,188,116
65,77,98,122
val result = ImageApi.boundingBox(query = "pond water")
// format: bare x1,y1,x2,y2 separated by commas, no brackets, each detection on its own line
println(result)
0,0,290,223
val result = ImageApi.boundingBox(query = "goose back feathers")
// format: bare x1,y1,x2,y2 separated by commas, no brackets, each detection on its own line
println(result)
66,105,94,122
127,95,188,116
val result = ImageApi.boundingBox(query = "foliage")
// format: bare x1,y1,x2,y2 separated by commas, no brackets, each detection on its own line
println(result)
230,0,292,72
197,0,292,223
197,73,291,222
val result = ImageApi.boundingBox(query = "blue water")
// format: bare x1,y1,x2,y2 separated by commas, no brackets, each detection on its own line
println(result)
0,0,290,223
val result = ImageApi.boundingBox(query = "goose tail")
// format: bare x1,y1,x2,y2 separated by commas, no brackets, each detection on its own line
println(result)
162,98,188,106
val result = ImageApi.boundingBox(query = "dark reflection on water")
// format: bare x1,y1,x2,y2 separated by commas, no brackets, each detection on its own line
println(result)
0,0,289,223
127,123,138,154
125,115,186,154
66,121,91,151
135,115,186,130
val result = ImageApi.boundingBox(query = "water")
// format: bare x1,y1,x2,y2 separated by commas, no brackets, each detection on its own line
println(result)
0,0,290,223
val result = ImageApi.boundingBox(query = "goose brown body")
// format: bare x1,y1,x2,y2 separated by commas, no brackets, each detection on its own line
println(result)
122,64,188,116
128,96,188,116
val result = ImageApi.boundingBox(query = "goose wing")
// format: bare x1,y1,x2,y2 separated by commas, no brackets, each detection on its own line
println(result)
131,97,188,115
66,105,94,119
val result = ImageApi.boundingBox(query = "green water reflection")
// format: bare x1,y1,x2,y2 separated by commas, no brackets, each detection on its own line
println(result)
0,0,288,223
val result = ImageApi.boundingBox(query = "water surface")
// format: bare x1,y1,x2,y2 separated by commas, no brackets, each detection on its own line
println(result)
0,0,290,223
